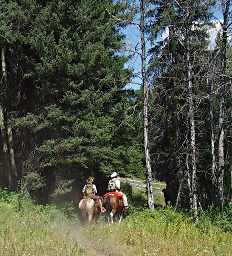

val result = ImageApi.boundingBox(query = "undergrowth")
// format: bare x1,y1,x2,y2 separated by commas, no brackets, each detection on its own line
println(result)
0,189,82,256
84,208,232,256
2,188,232,256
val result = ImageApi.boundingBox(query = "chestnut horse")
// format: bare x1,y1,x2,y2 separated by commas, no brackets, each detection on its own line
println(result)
103,193,124,224
78,198,102,223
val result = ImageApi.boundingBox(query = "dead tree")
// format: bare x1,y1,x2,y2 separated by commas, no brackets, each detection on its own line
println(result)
218,0,230,209
140,0,154,209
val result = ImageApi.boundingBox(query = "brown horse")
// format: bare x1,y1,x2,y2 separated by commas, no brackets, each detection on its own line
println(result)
103,193,124,224
78,198,102,223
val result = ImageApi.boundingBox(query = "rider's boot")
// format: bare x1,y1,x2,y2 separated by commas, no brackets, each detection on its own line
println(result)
122,193,128,210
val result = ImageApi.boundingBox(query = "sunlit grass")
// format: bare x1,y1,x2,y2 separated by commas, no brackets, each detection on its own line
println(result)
2,188,232,256
84,208,232,256
0,191,82,256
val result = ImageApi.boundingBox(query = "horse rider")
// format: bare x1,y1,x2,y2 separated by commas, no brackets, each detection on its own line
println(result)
108,172,128,210
82,176,105,213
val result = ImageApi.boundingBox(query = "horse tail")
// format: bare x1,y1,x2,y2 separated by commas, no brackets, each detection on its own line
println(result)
79,199,85,209
111,197,117,209
102,196,109,213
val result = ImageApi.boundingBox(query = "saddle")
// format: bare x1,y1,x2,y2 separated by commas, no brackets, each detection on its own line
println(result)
104,192,124,207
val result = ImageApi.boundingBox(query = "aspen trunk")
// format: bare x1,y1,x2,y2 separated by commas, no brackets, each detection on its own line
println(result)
0,105,9,185
1,47,17,189
0,47,9,186
140,0,154,209
5,113,17,188
186,153,192,208
207,77,217,184
207,76,217,205
187,42,198,218
218,0,230,208
175,177,183,210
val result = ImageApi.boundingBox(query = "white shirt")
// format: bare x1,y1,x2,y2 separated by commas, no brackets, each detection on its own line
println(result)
82,184,97,194
111,177,120,190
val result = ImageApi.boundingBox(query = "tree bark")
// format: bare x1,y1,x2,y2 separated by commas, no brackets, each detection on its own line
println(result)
207,76,217,205
186,153,192,208
207,77,217,184
187,41,198,218
140,0,154,209
175,177,183,210
1,46,17,189
218,0,230,209
0,104,9,186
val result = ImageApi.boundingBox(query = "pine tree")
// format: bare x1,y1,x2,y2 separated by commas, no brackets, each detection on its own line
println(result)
0,0,39,189
148,0,214,212
11,0,140,197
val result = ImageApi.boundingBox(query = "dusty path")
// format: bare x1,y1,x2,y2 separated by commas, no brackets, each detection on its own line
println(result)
54,177,163,255
60,222,128,256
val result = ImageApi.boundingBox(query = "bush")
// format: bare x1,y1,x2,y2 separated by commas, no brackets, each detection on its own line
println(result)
198,205,232,232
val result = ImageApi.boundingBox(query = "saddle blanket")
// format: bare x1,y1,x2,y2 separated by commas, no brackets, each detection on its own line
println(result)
104,192,124,208
104,191,123,199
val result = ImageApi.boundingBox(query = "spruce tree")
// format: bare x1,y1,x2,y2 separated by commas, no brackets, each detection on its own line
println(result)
148,0,214,211
12,0,141,197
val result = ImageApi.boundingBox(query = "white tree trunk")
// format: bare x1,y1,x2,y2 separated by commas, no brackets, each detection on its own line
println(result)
6,117,17,185
207,77,217,188
218,0,230,208
187,43,198,218
0,104,9,185
140,0,154,209
1,47,17,189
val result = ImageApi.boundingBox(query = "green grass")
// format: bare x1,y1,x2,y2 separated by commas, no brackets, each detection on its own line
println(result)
83,208,232,256
2,188,232,256
0,189,82,256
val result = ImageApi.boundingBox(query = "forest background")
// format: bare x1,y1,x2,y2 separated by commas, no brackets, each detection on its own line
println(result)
0,0,232,216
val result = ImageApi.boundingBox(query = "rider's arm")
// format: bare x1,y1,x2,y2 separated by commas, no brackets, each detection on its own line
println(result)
93,184,97,194
82,185,86,193
115,178,121,190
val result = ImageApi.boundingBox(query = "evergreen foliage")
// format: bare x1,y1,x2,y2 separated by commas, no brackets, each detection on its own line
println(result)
0,0,144,199
147,0,232,210
1,0,232,214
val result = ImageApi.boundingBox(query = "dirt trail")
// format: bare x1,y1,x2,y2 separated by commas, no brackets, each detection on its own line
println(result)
60,222,128,256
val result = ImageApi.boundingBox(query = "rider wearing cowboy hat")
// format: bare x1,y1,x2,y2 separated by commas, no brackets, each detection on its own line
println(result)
108,172,128,209
82,176,97,197
82,176,105,212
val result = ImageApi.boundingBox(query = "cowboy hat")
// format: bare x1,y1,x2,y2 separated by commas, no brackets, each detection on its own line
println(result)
87,176,94,183
110,172,118,178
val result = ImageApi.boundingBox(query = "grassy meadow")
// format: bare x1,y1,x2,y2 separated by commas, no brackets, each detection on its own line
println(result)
84,208,232,256
0,190,82,256
2,188,232,256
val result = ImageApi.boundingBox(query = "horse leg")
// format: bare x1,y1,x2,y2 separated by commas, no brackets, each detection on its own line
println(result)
81,210,87,223
88,213,93,223
109,211,114,224
88,208,95,224
118,212,123,223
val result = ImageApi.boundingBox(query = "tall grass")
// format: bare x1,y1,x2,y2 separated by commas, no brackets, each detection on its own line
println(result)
0,189,82,256
84,208,232,256
2,188,232,256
